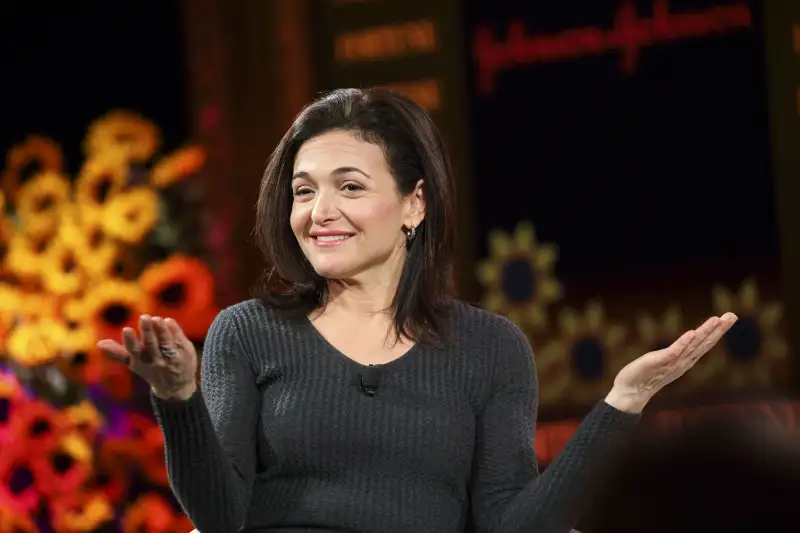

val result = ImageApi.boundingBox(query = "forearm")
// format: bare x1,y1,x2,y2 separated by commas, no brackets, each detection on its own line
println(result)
490,401,639,533
152,390,253,533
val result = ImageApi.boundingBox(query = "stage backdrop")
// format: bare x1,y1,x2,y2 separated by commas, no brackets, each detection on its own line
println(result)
313,0,791,416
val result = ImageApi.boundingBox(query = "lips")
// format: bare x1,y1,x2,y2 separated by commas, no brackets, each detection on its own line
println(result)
309,232,354,247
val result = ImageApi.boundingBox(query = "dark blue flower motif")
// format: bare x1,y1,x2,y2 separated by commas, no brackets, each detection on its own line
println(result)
570,336,606,380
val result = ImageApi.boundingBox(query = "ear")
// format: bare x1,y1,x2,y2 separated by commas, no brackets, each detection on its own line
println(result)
404,179,426,228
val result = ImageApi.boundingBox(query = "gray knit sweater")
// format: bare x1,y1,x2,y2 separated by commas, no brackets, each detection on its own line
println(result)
152,299,639,533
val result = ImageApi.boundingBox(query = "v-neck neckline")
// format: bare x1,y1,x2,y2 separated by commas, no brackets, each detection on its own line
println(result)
303,315,421,370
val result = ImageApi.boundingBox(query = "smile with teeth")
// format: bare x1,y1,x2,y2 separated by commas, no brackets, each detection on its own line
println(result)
312,234,353,247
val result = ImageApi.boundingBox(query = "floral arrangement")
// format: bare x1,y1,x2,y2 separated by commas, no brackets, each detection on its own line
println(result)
478,221,790,405
0,111,217,532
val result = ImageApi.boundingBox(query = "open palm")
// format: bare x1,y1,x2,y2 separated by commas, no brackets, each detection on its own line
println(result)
611,313,737,409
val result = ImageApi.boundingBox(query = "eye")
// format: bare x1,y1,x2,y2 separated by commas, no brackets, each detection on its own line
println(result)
343,182,364,193
293,187,313,196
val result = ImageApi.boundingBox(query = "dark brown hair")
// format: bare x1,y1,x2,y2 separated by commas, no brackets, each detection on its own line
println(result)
253,88,456,345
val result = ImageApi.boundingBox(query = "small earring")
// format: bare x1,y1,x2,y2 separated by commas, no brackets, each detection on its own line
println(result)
406,225,416,243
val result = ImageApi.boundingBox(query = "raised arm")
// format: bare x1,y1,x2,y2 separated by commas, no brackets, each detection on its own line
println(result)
151,308,262,533
470,312,736,533
469,320,639,533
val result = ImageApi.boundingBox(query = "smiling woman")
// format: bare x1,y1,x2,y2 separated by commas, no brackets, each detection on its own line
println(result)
254,88,455,346
98,87,736,533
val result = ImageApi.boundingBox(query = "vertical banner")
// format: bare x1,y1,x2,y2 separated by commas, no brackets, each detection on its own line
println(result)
182,0,240,305
314,0,478,299
763,1,800,392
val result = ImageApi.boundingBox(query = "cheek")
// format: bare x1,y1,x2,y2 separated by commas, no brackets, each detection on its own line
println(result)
289,203,309,236
352,199,403,232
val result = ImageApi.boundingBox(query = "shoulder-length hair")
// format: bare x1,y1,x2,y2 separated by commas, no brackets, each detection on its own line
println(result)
253,88,456,346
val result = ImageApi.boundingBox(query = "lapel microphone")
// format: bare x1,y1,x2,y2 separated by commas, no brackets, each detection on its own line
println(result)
359,365,382,397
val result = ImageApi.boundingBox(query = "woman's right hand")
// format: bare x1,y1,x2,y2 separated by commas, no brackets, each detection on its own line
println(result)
97,315,199,401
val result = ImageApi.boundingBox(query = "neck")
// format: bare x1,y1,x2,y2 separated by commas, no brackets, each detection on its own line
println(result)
324,248,407,317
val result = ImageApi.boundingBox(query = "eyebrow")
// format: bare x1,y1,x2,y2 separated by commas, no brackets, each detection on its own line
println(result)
291,167,372,180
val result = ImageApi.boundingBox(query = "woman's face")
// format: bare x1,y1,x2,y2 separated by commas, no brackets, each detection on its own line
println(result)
290,130,424,283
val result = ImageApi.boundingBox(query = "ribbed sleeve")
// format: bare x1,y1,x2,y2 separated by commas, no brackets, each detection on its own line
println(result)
468,318,640,533
152,307,261,533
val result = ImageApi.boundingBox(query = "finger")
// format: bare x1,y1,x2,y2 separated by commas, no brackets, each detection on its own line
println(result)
656,329,696,363
96,339,131,364
165,317,191,351
139,315,161,364
153,316,176,356
683,316,722,354
122,327,143,362
689,312,738,362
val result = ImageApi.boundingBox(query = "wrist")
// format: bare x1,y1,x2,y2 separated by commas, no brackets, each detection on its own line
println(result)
152,383,197,402
604,387,649,414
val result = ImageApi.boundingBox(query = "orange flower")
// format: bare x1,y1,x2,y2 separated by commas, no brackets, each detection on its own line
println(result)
0,372,28,445
56,346,108,386
150,145,206,188
86,461,129,505
139,255,218,339
1,135,63,203
102,360,135,402
121,493,179,533
84,110,160,163
31,432,93,498
0,504,38,533
9,399,67,455
49,491,115,533
0,449,39,516
124,413,168,485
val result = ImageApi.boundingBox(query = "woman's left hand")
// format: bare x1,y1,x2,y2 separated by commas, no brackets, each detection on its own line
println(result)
605,312,738,413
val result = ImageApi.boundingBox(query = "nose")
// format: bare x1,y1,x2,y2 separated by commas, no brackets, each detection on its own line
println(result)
310,190,341,225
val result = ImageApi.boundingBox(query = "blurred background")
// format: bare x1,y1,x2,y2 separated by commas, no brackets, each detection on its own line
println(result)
1,0,798,531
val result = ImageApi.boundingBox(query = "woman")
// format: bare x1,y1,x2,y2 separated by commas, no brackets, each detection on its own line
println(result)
98,88,737,533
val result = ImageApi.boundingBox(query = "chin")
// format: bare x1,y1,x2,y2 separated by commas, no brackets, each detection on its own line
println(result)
307,258,359,280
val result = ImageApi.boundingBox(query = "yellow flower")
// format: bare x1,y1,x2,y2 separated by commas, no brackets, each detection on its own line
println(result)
84,110,160,163
707,278,789,387
0,282,22,319
477,221,562,331
5,231,58,281
1,135,63,203
15,171,71,238
40,237,85,297
50,492,115,533
0,283,22,350
150,145,206,188
6,318,69,366
83,279,152,341
0,216,13,276
64,401,105,443
61,297,98,353
74,149,129,208
18,291,60,323
537,300,627,405
102,187,160,244
60,205,120,279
